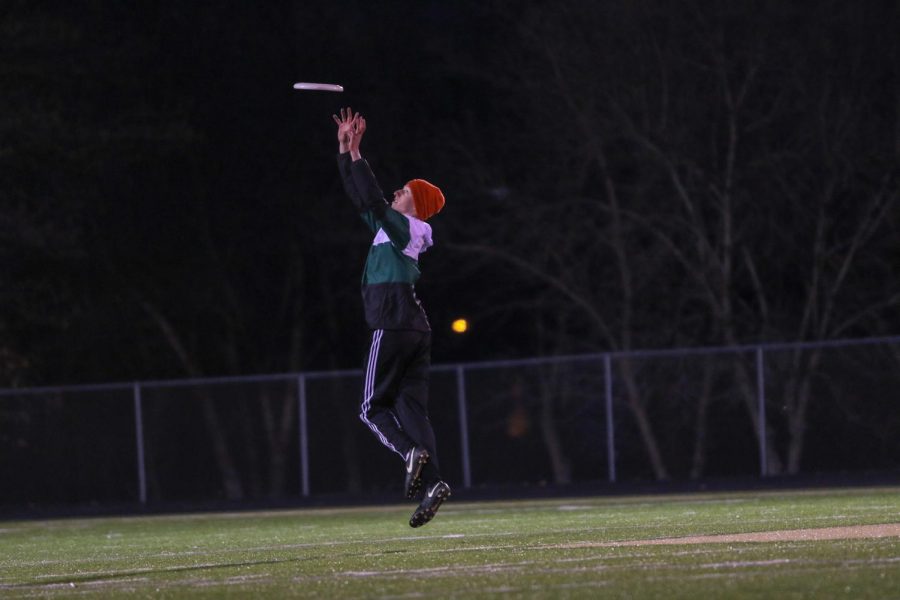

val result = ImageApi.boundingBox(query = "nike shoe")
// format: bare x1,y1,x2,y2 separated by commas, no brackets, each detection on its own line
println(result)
409,480,451,528
404,447,430,499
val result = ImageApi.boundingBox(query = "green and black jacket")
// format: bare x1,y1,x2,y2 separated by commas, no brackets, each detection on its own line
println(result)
337,153,432,332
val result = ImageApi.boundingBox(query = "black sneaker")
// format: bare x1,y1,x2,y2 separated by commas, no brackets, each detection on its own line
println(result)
404,447,430,499
409,481,451,528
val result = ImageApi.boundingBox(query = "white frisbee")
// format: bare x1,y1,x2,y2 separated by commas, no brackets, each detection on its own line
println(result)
293,82,344,92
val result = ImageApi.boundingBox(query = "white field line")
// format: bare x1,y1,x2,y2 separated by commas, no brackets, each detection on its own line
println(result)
646,556,900,584
341,560,537,578
699,556,900,570
318,553,900,583
550,523,900,548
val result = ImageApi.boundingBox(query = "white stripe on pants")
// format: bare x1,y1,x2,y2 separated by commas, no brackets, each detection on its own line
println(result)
359,329,404,457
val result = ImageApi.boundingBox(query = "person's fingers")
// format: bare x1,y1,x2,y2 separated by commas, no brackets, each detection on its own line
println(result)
332,114,341,125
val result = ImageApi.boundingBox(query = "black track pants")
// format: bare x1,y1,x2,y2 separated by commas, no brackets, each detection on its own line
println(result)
359,329,442,482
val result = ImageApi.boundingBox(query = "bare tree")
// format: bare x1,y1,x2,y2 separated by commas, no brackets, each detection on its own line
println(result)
443,0,900,479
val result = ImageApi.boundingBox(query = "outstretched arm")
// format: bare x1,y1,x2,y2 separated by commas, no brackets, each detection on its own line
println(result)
333,108,385,227
334,107,364,211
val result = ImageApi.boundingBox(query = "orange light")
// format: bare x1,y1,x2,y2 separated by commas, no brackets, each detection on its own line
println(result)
451,318,468,334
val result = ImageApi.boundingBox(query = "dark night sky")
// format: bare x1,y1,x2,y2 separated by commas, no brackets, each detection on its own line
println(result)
2,1,517,384
2,0,899,385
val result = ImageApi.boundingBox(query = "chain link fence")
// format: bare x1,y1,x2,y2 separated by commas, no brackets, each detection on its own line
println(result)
2,336,899,509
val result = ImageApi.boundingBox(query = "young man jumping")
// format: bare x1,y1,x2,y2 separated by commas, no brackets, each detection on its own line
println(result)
333,107,450,527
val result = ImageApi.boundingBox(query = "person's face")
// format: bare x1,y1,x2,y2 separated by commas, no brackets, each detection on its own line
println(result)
392,185,417,217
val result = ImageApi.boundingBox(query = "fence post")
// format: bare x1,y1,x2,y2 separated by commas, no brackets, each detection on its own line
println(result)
603,354,616,483
133,383,147,504
756,347,768,477
455,366,472,488
297,375,310,497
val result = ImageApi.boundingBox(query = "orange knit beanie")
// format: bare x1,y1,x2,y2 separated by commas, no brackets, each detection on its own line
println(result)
406,179,445,221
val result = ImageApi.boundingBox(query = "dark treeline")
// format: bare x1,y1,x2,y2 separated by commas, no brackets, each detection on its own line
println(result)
2,0,510,386
3,1,898,386
1,0,899,501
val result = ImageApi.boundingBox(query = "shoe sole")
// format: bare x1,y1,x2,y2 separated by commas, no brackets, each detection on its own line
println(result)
405,450,430,499
409,486,450,528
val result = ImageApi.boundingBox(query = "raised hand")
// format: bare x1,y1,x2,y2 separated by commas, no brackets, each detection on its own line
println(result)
332,107,358,153
349,115,366,153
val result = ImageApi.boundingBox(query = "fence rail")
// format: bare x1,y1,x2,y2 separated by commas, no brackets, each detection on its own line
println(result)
1,335,899,508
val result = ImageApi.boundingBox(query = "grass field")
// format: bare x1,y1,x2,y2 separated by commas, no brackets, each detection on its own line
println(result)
2,486,899,598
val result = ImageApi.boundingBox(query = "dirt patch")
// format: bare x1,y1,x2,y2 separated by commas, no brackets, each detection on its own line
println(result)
559,523,900,548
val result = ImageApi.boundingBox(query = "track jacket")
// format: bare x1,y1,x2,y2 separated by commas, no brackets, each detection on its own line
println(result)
337,153,432,332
